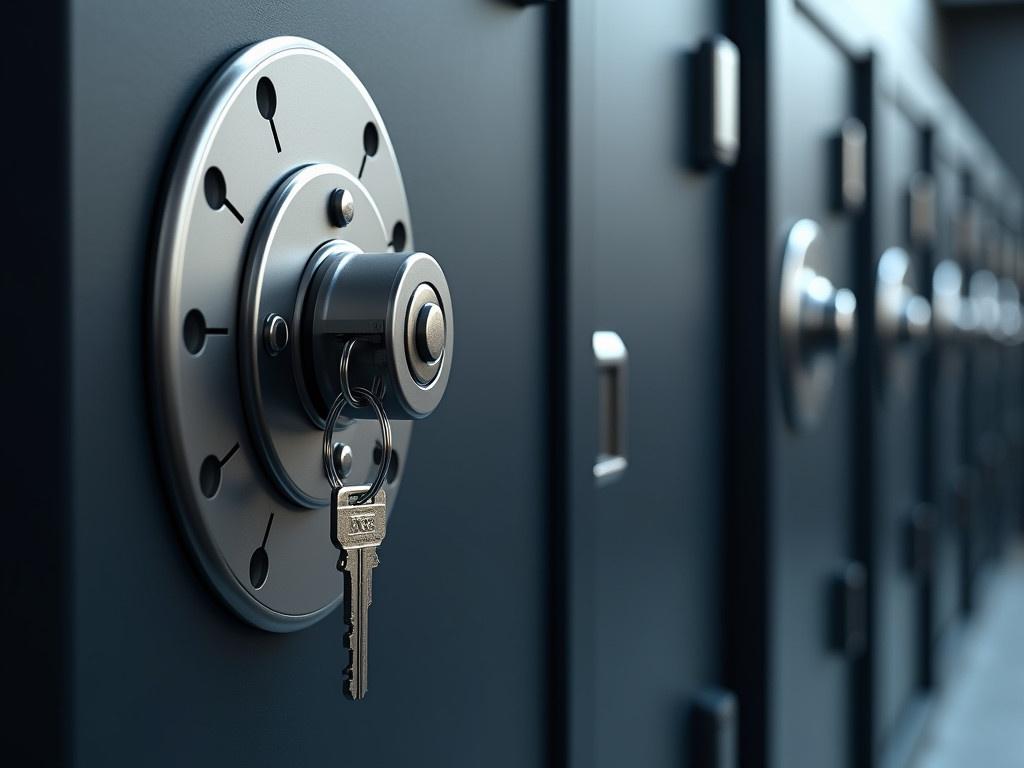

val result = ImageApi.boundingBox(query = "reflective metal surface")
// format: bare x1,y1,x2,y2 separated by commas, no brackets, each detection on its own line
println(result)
151,37,415,630
779,219,858,430
875,246,931,393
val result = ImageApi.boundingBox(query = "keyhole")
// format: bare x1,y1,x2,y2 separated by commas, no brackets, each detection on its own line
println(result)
256,77,282,153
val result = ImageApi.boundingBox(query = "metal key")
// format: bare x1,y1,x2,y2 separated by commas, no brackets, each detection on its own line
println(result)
331,484,387,700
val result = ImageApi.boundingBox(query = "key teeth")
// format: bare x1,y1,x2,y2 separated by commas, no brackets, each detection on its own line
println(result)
344,673,359,700
343,662,365,700
342,618,368,700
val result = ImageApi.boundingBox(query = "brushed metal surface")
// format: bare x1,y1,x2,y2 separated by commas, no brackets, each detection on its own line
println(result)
152,37,414,631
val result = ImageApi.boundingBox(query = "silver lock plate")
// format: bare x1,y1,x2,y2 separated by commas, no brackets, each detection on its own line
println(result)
779,219,857,430
875,246,930,396
240,162,413,509
151,37,414,631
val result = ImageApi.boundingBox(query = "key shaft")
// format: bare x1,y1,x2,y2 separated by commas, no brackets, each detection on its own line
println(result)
342,545,378,699
332,486,387,701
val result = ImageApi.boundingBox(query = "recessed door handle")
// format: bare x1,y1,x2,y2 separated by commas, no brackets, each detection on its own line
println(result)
593,331,628,485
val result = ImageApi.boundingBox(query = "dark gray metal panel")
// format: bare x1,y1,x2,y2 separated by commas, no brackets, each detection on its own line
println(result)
928,148,965,669
559,1,600,765
769,6,856,768
587,2,724,766
770,6,856,768
964,171,1006,580
69,2,551,765
871,91,926,756
945,5,1024,186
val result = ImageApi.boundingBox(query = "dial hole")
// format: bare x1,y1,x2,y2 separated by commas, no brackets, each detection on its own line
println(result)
204,167,227,210
256,78,282,153
183,309,207,355
363,122,379,156
256,77,277,120
373,443,400,484
199,455,222,498
249,547,269,589
391,221,407,252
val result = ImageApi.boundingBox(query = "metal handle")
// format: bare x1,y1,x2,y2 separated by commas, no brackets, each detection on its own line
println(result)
593,331,628,485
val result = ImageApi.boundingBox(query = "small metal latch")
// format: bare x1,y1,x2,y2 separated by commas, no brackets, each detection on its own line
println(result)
692,36,741,169
593,331,628,485
689,688,739,768
831,118,867,213
828,561,867,658
908,172,937,248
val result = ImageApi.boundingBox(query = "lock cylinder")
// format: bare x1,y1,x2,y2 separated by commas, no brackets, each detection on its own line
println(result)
300,245,454,421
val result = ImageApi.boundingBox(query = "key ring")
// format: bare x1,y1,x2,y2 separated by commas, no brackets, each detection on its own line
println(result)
337,336,385,407
322,338,393,504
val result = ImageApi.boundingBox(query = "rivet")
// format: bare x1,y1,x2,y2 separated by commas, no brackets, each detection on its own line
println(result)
329,188,355,227
263,313,290,356
332,443,354,479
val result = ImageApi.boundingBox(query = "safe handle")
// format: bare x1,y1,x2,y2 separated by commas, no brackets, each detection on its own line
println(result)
593,331,628,485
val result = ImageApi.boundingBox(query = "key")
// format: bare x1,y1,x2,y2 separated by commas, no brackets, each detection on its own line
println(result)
331,484,387,700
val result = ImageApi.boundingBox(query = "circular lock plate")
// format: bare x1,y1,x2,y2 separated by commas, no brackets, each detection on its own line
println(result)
240,162,403,509
875,246,926,397
779,219,843,430
152,37,413,631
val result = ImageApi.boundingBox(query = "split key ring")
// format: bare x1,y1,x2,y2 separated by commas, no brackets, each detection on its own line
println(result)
322,338,393,504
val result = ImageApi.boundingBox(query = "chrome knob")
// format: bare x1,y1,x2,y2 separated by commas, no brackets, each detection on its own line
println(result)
799,275,858,362
968,269,1001,345
876,247,932,348
780,219,858,430
931,260,970,345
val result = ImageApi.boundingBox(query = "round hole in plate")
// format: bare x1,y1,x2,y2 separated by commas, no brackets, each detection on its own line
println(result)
391,221,407,252
204,167,227,210
256,77,277,120
199,455,221,499
249,547,269,589
183,309,207,355
363,122,379,157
